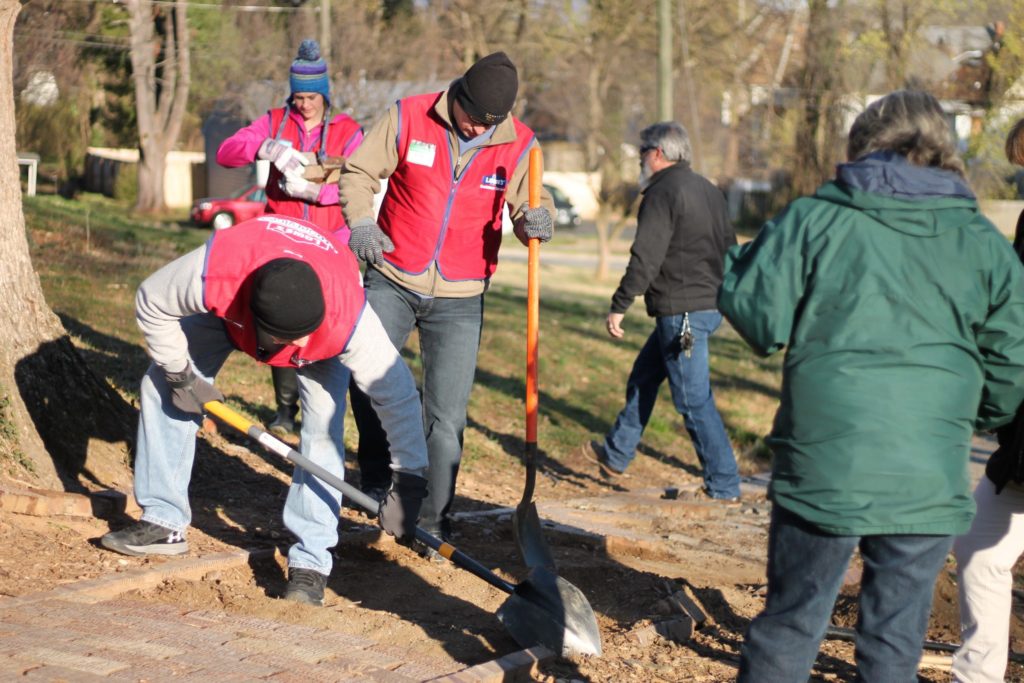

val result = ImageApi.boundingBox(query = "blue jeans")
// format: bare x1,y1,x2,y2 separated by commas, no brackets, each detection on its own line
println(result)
739,505,954,682
350,267,483,535
134,313,349,575
603,310,740,498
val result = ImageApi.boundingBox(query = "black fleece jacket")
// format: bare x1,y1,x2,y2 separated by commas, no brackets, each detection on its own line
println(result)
610,161,735,316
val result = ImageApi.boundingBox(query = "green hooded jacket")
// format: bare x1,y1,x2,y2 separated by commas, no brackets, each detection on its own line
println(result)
718,153,1024,535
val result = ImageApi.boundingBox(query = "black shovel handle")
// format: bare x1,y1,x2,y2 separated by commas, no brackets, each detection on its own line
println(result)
203,400,517,596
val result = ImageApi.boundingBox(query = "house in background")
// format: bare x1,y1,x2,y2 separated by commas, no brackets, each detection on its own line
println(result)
83,147,204,209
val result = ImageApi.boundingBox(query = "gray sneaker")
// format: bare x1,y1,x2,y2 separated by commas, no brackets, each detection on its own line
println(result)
100,520,188,557
284,568,327,606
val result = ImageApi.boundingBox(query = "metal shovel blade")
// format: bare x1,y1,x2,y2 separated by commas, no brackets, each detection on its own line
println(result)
512,444,557,571
497,565,603,657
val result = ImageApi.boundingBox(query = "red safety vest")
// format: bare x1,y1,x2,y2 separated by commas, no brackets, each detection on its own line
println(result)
377,92,534,281
203,214,365,367
265,107,362,232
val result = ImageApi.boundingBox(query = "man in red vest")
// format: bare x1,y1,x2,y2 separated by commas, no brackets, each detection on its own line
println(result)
217,39,364,438
339,52,555,554
99,214,428,607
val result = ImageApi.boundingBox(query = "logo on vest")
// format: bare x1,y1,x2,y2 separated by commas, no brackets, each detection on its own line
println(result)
258,216,338,253
480,174,507,191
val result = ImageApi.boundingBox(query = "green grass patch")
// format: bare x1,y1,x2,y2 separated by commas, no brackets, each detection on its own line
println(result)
23,198,784,478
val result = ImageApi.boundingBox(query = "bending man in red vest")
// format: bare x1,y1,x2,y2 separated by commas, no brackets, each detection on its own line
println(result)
100,214,428,607
339,51,555,553
217,39,363,438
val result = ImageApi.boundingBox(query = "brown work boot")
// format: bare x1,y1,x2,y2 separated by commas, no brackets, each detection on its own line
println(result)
683,487,742,507
581,440,625,479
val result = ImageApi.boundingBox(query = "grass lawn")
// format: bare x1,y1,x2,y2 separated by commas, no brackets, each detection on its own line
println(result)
23,193,782,477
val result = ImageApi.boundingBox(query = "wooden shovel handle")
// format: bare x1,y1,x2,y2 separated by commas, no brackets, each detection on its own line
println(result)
526,148,541,443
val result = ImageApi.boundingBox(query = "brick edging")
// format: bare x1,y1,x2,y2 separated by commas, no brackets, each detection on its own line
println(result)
426,646,555,682
0,548,273,606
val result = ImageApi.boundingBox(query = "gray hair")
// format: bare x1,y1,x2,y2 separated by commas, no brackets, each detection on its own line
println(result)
639,121,692,164
847,90,964,176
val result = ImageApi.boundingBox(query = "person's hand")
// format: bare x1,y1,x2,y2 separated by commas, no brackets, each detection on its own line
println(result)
280,169,321,203
164,366,223,415
257,139,308,175
377,471,428,542
519,203,553,242
348,219,395,266
606,312,625,339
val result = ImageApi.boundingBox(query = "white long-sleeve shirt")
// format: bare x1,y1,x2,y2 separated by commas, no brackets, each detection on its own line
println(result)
135,246,428,474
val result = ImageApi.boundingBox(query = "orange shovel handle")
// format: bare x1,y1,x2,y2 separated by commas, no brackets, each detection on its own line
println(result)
526,148,541,443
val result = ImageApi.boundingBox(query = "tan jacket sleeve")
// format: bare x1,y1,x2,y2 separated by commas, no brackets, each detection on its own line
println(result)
339,105,401,225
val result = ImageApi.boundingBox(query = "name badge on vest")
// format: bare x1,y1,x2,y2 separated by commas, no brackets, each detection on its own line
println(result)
480,174,507,192
407,139,436,167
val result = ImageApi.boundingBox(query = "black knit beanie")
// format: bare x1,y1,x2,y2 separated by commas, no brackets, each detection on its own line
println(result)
249,258,325,340
454,51,518,125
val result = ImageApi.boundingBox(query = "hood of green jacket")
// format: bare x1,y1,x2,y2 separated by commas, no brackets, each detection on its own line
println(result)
815,151,979,238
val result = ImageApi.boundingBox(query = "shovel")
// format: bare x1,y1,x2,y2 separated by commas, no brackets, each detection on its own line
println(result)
203,399,602,657
511,148,559,573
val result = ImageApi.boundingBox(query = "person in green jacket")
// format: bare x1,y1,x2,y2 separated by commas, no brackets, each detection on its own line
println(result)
719,90,1024,682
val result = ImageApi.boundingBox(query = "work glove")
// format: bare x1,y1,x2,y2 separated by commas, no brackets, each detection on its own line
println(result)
348,219,395,266
257,139,308,176
280,168,322,203
519,203,553,242
377,471,428,542
164,366,223,416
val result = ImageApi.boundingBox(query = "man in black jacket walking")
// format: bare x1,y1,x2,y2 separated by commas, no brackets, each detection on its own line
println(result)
582,121,741,501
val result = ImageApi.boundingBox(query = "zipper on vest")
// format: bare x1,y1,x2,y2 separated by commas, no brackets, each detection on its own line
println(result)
429,148,479,281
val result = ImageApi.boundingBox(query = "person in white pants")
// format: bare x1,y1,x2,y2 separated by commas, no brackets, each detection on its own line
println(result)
953,116,1024,683
953,478,1024,682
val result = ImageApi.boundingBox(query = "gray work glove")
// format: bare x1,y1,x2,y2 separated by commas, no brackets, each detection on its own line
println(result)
377,471,428,542
164,366,223,416
519,203,553,242
348,219,395,266
280,168,322,203
257,139,308,176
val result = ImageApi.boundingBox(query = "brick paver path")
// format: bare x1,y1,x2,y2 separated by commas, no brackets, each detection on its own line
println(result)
0,595,455,681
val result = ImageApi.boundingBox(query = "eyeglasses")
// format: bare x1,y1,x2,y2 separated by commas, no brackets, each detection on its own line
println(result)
639,145,658,156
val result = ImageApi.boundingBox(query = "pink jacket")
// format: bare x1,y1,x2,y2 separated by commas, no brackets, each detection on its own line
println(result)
217,107,363,238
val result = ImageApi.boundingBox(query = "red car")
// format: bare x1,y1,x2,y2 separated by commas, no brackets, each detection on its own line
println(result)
190,185,267,230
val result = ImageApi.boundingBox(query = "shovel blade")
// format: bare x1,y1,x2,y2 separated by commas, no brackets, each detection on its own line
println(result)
496,566,602,657
512,502,557,572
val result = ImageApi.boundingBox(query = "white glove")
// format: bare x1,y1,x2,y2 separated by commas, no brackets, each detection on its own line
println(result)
257,139,309,175
280,168,321,203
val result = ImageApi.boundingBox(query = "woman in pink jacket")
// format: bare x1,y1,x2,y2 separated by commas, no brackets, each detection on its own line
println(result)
217,39,363,435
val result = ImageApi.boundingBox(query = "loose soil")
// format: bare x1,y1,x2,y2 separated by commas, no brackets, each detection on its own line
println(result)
3,422,1022,681
6,213,1023,680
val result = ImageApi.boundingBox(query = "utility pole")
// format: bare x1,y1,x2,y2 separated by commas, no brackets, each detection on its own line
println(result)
657,0,673,121
320,0,331,66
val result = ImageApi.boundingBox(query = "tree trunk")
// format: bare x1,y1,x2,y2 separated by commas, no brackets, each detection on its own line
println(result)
0,0,134,491
126,0,190,213
791,0,844,199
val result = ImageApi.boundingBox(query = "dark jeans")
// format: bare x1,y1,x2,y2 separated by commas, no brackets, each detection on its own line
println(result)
350,267,483,536
738,505,953,682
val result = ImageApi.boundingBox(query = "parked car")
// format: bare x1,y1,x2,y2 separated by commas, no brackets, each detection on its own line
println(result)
501,183,581,234
544,183,581,228
191,185,267,230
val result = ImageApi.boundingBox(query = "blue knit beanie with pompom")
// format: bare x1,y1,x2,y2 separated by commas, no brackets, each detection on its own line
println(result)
289,39,330,106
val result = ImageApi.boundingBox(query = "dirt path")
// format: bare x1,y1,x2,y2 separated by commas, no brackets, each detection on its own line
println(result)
3,430,1018,681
